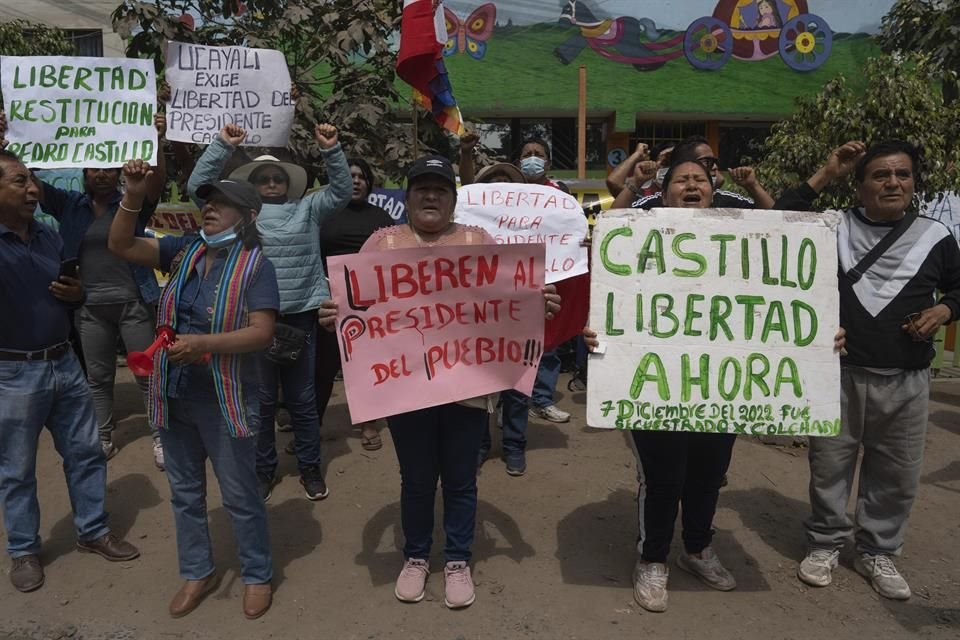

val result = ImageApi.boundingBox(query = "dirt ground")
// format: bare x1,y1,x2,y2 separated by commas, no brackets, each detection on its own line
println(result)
1,366,959,640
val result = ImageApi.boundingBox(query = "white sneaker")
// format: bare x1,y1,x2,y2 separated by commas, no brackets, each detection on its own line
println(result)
798,548,840,587
633,561,669,612
529,404,570,423
677,547,736,591
854,553,911,600
152,440,165,471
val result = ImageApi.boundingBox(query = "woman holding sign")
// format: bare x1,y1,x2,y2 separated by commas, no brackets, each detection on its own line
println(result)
583,155,845,613
108,161,279,619
188,123,352,503
319,155,560,610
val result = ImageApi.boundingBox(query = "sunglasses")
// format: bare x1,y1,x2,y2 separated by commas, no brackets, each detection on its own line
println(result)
697,156,720,170
254,174,288,185
904,313,934,343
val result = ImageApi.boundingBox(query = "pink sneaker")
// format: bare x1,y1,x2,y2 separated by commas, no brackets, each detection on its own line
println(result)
394,558,429,602
443,561,476,609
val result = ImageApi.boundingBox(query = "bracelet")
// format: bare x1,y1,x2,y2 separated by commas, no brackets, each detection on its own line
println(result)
118,202,142,214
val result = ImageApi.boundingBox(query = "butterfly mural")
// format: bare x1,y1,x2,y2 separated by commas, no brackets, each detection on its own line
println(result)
443,3,496,60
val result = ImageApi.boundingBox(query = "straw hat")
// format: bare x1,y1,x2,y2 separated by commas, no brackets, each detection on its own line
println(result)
230,155,309,200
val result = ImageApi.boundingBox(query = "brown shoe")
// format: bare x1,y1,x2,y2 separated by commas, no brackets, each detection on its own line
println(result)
242,583,272,620
10,555,44,592
168,574,217,618
76,533,140,562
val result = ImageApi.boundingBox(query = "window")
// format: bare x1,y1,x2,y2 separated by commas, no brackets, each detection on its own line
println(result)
632,121,707,149
65,29,104,57
718,122,772,168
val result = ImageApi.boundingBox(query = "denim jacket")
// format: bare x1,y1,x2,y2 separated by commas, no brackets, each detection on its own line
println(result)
41,183,161,305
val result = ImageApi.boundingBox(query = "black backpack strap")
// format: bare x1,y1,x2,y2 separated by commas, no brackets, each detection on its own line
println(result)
845,213,918,283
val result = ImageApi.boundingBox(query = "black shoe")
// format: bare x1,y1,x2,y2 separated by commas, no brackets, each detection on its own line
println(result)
258,475,276,503
504,452,526,477
300,466,329,501
77,533,140,562
10,555,44,592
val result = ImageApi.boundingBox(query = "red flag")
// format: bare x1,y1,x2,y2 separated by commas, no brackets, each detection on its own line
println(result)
396,0,464,134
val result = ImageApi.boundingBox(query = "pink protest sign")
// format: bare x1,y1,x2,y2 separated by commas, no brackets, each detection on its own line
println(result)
328,244,547,423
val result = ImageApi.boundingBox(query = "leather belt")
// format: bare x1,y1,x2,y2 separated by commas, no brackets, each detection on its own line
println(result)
0,342,72,361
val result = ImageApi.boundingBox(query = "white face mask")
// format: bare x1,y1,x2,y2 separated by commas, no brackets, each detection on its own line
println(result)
655,167,668,185
200,223,239,248
520,156,546,178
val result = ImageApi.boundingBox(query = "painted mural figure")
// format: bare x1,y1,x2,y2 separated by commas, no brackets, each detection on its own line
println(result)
553,0,832,72
443,2,496,59
555,0,684,72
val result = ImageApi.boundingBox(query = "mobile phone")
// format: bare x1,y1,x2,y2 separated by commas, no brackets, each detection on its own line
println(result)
59,258,80,279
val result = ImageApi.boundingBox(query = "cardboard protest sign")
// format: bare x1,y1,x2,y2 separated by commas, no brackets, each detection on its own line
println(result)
328,244,546,423
164,42,294,147
1,56,157,169
587,208,841,437
455,183,588,284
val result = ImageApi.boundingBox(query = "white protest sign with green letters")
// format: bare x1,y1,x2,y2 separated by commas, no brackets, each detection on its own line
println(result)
1,56,157,169
587,208,841,436
164,42,294,147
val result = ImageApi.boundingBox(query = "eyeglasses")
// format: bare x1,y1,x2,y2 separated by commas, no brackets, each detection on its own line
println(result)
697,156,720,170
254,174,288,185
904,313,934,343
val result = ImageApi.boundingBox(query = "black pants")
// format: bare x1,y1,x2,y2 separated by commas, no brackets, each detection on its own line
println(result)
631,430,736,563
314,328,341,424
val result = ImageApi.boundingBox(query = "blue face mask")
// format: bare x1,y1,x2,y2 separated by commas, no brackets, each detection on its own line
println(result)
200,223,239,249
520,156,546,178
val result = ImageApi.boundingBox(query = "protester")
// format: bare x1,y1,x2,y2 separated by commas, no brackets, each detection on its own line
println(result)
584,156,846,613
319,155,560,609
0,111,168,466
619,138,867,213
606,141,674,200
514,138,577,430
798,140,960,601
315,157,394,451
0,150,140,593
188,123,351,502
469,162,536,474
109,160,278,619
614,136,771,209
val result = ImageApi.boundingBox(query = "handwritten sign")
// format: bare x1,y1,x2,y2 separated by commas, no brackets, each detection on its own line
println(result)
164,42,293,147
328,244,546,423
1,56,157,169
148,202,201,236
587,208,841,437
924,192,960,245
455,183,588,284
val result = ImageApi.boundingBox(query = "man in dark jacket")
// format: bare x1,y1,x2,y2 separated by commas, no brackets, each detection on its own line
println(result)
798,140,960,601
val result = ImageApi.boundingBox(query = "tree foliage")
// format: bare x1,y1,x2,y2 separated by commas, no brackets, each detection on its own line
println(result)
879,0,960,105
111,0,432,182
0,20,73,103
757,54,960,210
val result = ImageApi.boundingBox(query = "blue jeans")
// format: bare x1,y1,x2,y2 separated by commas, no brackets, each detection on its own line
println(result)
256,310,321,478
531,350,561,408
160,394,272,584
388,403,487,562
482,390,529,457
0,351,109,557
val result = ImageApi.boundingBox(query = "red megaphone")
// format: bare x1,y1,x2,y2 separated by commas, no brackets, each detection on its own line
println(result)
127,326,176,376
127,326,212,376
